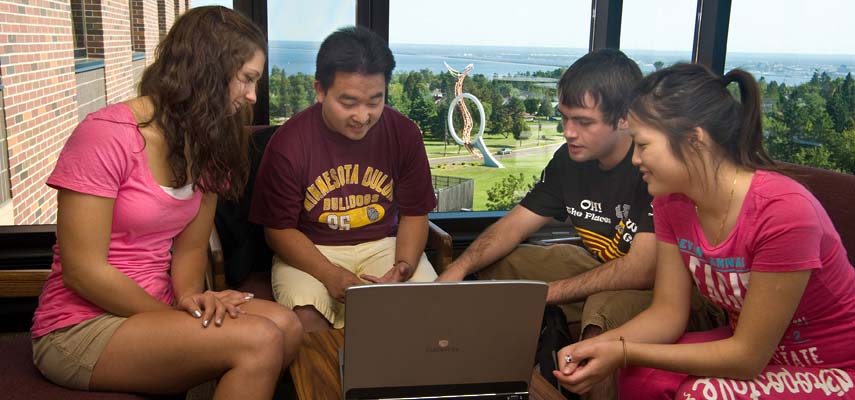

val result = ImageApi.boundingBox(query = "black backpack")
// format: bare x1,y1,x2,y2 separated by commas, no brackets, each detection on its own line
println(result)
534,305,580,399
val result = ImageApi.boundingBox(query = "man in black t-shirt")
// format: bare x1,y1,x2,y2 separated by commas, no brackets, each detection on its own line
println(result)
437,50,660,340
437,49,656,400
439,49,725,336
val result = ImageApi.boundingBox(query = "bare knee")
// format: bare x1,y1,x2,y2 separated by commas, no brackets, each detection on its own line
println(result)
233,317,285,370
266,307,304,360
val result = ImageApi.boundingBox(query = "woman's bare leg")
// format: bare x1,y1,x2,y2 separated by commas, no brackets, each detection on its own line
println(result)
90,302,301,399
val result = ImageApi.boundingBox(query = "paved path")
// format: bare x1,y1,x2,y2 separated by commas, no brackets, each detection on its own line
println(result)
428,141,563,167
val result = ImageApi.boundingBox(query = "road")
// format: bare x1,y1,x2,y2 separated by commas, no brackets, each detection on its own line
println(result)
428,141,564,167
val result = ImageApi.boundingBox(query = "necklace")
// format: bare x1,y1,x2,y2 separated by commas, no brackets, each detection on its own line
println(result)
697,170,739,245
714,170,739,245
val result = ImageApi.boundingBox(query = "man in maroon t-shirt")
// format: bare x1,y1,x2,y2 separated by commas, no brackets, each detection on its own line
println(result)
249,26,437,332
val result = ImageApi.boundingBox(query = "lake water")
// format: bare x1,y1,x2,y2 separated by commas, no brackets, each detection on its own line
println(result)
269,41,855,86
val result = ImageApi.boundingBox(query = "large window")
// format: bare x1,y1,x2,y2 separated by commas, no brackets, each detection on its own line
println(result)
190,0,231,8
266,0,356,124
727,0,855,173
619,0,695,73
389,0,590,212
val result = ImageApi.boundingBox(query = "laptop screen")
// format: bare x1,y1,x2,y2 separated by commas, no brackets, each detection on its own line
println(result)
342,280,547,400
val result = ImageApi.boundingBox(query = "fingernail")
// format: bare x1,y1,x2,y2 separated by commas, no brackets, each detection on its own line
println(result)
215,318,222,326
203,319,209,327
193,310,202,318
244,294,254,301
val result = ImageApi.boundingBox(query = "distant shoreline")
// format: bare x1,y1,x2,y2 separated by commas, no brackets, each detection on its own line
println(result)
267,40,855,86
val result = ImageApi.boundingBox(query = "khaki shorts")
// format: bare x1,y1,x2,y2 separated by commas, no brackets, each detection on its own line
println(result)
32,314,126,390
272,236,437,329
478,244,725,336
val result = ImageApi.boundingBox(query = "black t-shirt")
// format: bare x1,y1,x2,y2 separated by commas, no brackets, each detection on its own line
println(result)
520,144,653,262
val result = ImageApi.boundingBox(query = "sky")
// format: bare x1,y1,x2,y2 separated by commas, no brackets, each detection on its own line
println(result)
191,0,855,55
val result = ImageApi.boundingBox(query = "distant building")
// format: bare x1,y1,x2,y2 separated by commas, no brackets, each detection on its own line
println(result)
0,1,190,225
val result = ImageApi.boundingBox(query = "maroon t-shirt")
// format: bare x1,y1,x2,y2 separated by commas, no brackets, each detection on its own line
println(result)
249,103,436,246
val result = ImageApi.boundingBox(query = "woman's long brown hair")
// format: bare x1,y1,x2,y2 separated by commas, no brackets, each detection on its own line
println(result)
138,6,266,200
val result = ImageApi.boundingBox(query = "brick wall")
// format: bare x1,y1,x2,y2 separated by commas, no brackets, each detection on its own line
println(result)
75,68,106,121
0,0,79,225
95,0,134,104
132,57,145,95
70,0,85,51
0,89,9,205
131,0,159,64
83,1,104,58
157,0,165,39
164,0,175,37
0,0,184,225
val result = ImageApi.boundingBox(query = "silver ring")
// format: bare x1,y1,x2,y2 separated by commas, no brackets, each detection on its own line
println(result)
564,354,572,364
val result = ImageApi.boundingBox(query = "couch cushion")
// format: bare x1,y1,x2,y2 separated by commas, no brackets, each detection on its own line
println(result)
235,271,274,301
0,334,151,399
781,163,855,266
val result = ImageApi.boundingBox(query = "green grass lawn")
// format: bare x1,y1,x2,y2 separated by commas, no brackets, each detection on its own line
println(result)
431,152,554,210
424,124,563,159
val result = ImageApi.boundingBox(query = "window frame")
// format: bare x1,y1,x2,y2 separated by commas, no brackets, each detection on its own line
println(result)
240,0,732,230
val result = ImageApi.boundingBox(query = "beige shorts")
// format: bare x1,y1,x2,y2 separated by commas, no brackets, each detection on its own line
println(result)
478,243,725,336
272,236,437,329
32,314,126,390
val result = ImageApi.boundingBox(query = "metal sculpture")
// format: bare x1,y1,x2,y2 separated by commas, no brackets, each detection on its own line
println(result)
444,62,504,168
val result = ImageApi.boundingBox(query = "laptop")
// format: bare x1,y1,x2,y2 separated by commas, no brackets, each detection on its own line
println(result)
341,280,547,400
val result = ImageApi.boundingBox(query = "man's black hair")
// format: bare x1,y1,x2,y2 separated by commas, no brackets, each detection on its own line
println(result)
315,26,396,91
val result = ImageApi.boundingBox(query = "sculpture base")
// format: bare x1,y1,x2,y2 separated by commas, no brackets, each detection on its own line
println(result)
473,136,504,168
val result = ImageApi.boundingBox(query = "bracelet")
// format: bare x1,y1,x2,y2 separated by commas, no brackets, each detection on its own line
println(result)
619,336,627,368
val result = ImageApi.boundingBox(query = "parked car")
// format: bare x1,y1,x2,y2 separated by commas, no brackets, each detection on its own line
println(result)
497,147,512,155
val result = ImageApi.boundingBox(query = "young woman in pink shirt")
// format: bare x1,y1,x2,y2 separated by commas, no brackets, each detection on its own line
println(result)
554,63,855,399
31,6,302,397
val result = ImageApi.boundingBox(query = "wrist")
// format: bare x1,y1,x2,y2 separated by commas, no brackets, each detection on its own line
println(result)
446,261,471,277
618,336,628,368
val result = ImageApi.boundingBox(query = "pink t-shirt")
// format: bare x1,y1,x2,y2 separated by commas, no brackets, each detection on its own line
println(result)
31,103,203,338
654,170,855,369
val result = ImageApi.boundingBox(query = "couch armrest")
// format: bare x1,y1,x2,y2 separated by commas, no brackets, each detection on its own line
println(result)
427,221,453,274
207,225,227,291
0,270,51,298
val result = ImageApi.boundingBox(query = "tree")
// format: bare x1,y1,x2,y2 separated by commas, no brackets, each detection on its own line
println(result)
387,81,409,115
791,146,838,171
485,173,538,211
408,91,436,137
430,99,449,140
268,66,288,120
491,102,512,137
827,89,854,133
538,97,554,117
286,73,312,117
512,119,528,140
523,98,540,115
832,128,855,173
